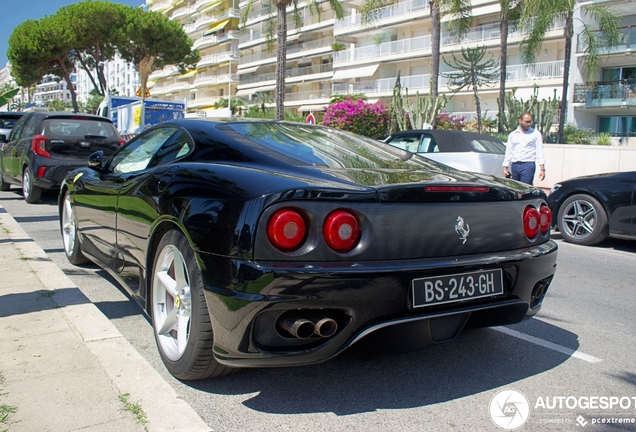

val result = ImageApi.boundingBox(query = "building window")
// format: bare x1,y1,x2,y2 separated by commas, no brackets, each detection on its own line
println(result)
598,116,636,137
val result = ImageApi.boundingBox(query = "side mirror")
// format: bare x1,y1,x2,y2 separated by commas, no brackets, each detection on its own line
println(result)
88,151,104,170
0,134,7,143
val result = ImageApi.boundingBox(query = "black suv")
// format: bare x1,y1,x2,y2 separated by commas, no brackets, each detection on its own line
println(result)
0,112,123,203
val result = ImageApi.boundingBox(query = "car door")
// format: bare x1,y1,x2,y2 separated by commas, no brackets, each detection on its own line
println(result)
110,126,193,296
605,171,636,238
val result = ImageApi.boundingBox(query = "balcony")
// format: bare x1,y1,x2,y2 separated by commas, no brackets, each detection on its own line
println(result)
335,0,429,34
334,19,565,65
149,0,172,12
240,64,333,85
576,26,636,54
574,79,636,108
171,5,195,20
331,60,564,95
194,30,240,50
284,89,332,103
198,51,239,68
165,81,191,93
334,35,431,64
240,37,332,65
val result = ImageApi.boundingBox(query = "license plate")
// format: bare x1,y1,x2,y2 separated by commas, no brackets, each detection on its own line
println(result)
412,269,504,308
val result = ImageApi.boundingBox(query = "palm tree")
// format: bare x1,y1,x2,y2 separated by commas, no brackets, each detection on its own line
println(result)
521,1,620,144
429,0,472,98
242,0,344,120
498,0,523,133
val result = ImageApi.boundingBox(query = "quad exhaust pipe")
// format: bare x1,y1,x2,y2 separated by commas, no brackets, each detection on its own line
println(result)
278,315,339,339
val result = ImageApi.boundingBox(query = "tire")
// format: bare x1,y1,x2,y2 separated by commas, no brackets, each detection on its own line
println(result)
22,167,42,204
151,229,234,380
61,191,89,265
557,194,608,246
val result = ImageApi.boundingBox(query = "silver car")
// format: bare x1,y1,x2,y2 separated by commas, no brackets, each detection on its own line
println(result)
384,130,506,177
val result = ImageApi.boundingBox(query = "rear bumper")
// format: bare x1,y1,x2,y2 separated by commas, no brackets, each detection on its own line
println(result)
201,240,558,368
32,162,86,190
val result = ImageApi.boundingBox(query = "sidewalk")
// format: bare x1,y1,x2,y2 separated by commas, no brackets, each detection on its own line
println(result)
0,205,212,432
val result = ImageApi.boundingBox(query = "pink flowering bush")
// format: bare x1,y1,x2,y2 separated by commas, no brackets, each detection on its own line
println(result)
322,97,389,140
436,111,466,130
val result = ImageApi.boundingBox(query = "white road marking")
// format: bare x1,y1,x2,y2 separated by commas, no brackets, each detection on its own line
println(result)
493,326,603,363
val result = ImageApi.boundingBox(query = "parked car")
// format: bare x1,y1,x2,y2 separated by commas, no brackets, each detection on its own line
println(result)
384,130,507,177
0,112,124,203
59,119,557,380
0,111,25,138
548,171,636,245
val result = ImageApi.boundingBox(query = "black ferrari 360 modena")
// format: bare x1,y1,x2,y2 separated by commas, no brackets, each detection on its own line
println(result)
59,119,558,380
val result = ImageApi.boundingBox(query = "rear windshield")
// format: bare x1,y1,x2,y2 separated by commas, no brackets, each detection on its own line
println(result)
225,122,441,170
43,119,118,139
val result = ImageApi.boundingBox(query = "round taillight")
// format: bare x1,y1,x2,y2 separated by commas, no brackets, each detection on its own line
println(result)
323,209,360,252
523,206,541,239
539,205,552,234
267,208,307,251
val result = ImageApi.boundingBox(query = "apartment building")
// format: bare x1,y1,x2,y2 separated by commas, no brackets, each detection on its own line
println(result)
144,0,240,114
572,0,636,141
32,73,78,108
75,54,142,104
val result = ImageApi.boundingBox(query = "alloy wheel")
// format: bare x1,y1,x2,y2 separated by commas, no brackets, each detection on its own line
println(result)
560,199,598,240
152,244,192,361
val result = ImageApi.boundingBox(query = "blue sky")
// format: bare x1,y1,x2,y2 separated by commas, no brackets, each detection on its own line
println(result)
2,0,144,68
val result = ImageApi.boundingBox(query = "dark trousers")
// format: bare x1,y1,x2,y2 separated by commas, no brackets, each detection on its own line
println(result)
511,162,536,185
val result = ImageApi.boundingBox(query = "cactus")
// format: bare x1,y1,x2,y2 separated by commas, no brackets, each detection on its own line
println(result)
497,84,560,138
389,78,447,133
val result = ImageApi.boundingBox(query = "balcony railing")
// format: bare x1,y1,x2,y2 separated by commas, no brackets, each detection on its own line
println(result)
335,0,429,32
574,79,636,107
284,89,332,102
240,37,332,64
331,60,564,94
240,64,333,85
334,18,566,64
576,26,636,54
193,30,241,50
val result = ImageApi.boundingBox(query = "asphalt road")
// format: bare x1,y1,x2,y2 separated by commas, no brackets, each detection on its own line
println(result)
2,188,636,432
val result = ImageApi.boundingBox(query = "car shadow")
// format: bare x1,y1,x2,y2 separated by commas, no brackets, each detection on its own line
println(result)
551,231,636,254
186,319,577,415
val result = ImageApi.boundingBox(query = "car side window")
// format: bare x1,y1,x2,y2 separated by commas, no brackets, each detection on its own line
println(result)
419,136,437,153
148,129,193,168
8,115,31,141
388,135,422,153
22,116,39,137
109,127,177,174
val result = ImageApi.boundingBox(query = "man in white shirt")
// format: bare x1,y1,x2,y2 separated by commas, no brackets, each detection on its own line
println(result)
502,112,545,185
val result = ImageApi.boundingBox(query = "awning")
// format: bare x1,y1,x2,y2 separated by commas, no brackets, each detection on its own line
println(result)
297,104,326,112
238,66,259,75
332,64,379,81
179,69,198,79
203,19,230,36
